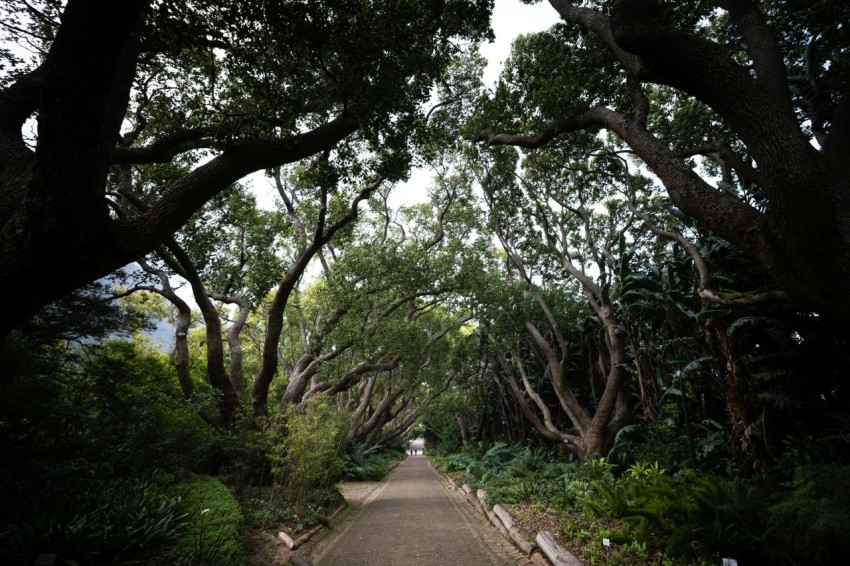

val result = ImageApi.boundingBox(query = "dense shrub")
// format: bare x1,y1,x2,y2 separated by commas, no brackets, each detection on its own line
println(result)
271,397,351,511
241,486,344,532
0,339,215,475
436,443,783,564
597,470,769,562
0,338,242,564
342,444,405,480
168,475,244,566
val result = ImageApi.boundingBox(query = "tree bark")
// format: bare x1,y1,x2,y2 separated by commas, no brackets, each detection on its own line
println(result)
162,242,237,425
0,0,149,336
136,258,194,399
0,107,357,338
210,293,250,399
171,298,194,400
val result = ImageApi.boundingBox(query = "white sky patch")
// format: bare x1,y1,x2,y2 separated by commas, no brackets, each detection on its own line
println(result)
480,0,555,88
389,0,556,209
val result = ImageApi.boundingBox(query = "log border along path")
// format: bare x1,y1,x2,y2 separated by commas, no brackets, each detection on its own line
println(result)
301,455,529,565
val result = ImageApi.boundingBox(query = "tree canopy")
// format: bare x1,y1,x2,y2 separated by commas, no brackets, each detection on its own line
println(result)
477,0,850,319
3,2,850,562
0,0,493,336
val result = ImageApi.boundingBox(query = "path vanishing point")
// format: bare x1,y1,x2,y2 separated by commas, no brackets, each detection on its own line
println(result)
307,456,523,565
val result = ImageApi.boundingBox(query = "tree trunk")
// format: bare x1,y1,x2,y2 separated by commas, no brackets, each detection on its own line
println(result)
210,293,250,399
172,298,194,399
164,242,238,425
456,413,469,446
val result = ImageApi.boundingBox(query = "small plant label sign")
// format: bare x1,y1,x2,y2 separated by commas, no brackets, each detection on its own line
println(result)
602,538,611,547
721,559,738,566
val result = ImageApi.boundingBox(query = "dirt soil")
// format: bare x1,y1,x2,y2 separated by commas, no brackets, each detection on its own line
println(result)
244,528,291,566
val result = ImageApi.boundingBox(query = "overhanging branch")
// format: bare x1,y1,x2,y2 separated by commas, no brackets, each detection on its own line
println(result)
113,114,358,256
113,128,209,164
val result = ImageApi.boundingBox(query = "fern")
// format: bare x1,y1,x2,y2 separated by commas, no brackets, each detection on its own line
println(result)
679,356,718,381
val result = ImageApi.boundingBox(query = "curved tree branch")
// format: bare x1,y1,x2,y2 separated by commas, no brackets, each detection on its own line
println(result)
113,128,208,164
477,106,779,290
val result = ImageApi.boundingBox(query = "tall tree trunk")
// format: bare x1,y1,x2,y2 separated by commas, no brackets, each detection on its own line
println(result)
163,242,238,425
456,413,469,446
250,181,379,415
136,257,194,399
210,293,250,399
171,296,194,399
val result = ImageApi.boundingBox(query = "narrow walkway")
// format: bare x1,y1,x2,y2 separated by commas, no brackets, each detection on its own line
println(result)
310,456,519,565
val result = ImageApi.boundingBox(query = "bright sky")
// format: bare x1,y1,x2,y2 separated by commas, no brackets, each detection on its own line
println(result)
481,0,556,87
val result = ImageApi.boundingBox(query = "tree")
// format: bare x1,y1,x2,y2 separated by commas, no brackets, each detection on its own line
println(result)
434,122,628,458
0,0,493,337
249,173,483,448
111,163,282,421
475,0,850,319
249,168,384,415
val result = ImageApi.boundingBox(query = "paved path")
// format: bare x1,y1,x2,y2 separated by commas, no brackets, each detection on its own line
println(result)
308,456,520,566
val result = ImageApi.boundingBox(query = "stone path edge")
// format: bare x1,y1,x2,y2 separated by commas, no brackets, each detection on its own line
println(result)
433,468,586,566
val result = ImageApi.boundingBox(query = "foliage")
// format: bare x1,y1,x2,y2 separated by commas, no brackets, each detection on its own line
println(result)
766,464,850,565
241,486,343,532
0,336,241,564
0,0,498,333
15,274,159,344
341,445,405,481
2,2,850,564
167,475,244,566
590,471,770,562
0,468,186,565
437,442,787,564
215,416,277,492
271,396,351,512
0,338,215,475
436,442,609,509
608,404,692,471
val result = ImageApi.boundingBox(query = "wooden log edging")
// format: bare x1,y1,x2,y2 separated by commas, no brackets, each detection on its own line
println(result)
277,502,347,551
493,504,537,556
456,485,586,565
433,468,582,566
536,531,584,566
486,505,511,540
479,490,514,542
